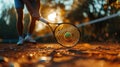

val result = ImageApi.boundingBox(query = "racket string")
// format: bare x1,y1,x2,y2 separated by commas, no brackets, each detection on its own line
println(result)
55,24,80,47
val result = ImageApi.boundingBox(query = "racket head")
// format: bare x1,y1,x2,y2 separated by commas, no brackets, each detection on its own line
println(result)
54,23,80,48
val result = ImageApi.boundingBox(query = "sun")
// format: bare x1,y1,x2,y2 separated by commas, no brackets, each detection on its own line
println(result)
47,12,57,22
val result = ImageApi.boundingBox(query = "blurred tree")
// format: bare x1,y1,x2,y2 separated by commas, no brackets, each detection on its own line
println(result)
0,7,18,39
66,0,120,42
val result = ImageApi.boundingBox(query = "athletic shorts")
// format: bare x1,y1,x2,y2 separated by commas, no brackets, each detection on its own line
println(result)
14,0,37,9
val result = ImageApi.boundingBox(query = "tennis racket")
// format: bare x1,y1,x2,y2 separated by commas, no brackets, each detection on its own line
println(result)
39,18,80,48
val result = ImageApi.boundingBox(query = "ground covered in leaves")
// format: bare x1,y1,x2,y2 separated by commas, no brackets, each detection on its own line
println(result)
0,42,120,67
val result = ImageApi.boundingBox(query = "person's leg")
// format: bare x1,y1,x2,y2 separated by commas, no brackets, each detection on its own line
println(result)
24,17,36,43
16,8,24,36
28,17,36,34
24,0,40,43
16,8,24,45
29,0,40,34
14,0,24,45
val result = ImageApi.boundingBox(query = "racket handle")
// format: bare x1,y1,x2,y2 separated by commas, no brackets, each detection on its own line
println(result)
39,17,49,23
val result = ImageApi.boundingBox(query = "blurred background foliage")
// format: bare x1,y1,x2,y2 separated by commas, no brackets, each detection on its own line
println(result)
0,0,120,43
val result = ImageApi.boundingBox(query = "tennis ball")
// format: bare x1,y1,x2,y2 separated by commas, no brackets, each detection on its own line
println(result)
64,32,72,38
